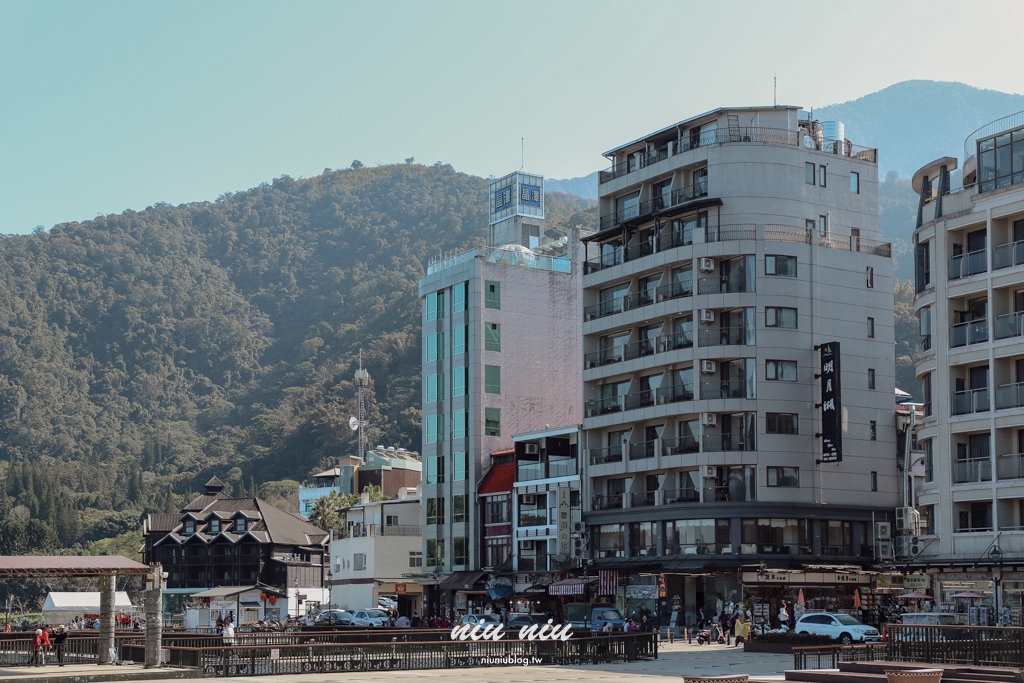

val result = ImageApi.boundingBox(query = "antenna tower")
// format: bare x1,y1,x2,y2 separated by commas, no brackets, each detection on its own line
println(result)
354,349,370,465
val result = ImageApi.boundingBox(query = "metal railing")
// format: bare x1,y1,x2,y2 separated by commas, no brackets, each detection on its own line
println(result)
584,297,625,321
994,240,1024,270
590,446,623,466
792,643,886,669
996,382,1024,410
655,279,693,301
592,494,624,510
427,246,570,276
949,249,988,279
995,312,1024,340
583,250,623,274
950,319,988,347
997,453,1024,480
953,456,992,483
699,379,748,399
624,390,655,411
658,228,693,251
630,491,657,506
629,441,657,461
964,108,1024,163
662,436,699,455
702,434,755,452
697,275,747,295
885,622,1024,666
705,224,756,243
952,387,990,415
697,326,748,347
662,487,699,504
765,225,811,243
657,383,694,405
585,395,625,417
584,348,623,369
704,484,754,502
518,511,548,527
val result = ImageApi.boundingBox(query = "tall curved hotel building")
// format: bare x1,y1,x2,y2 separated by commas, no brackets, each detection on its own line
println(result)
582,107,898,600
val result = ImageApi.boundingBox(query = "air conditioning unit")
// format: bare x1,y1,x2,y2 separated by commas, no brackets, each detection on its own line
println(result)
573,534,588,557
521,540,535,550
523,494,536,505
573,521,586,533
896,507,920,531
878,541,894,561
876,521,892,541
524,443,540,455
701,412,718,427
699,257,715,272
700,359,717,374
699,309,716,324
909,536,923,557
740,544,757,555
700,465,718,479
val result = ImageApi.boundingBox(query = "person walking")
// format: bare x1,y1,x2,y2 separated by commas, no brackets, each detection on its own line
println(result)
222,620,235,646
411,612,421,628
52,626,67,666
734,612,750,646
30,629,43,666
696,607,706,629
40,626,51,663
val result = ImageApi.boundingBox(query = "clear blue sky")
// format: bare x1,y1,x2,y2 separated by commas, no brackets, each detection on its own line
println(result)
1,0,1021,234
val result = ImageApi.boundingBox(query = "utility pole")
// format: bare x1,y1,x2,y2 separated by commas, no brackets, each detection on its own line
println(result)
354,349,370,465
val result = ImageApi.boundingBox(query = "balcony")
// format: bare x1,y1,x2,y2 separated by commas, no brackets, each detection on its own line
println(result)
702,434,755,452
427,245,570,276
589,446,623,465
996,382,1024,409
657,383,694,405
658,228,692,251
517,462,546,482
591,494,623,510
704,485,755,502
629,441,657,460
547,458,578,478
952,388,990,415
995,312,1024,340
518,511,548,527
624,390,656,411
584,298,625,321
663,436,699,455
656,279,693,301
950,320,988,348
758,543,811,555
583,250,623,275
697,275,748,295
585,395,625,417
953,457,992,484
699,379,748,400
630,491,657,507
997,453,1024,480
662,487,699,504
705,224,755,243
697,326,748,347
994,241,1024,270
949,249,987,279
584,333,692,371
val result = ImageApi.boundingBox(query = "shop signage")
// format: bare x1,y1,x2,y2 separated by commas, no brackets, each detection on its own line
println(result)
520,184,541,207
819,342,842,463
741,571,870,585
557,486,571,555
876,574,893,589
494,187,514,212
625,585,657,600
904,574,930,589
395,583,407,594
270,648,280,661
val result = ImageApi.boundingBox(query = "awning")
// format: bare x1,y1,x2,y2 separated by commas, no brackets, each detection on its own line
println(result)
549,577,596,596
487,585,515,600
439,571,486,591
240,601,262,608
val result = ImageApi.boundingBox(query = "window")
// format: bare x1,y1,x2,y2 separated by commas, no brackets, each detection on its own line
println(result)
485,537,510,567
235,518,246,533
453,325,466,355
765,307,797,329
426,539,444,567
923,440,934,482
453,495,466,523
915,240,931,292
426,374,444,402
819,215,827,234
819,165,827,187
452,282,466,313
486,495,510,524
209,519,220,533
850,171,860,194
484,365,501,394
805,162,815,185
354,553,366,571
866,267,874,288
184,520,195,535
767,467,800,487
485,281,501,309
485,408,501,436
766,360,797,382
867,317,875,338
453,537,468,566
765,255,797,277
426,455,445,484
766,412,798,435
870,471,878,491
922,372,932,416
806,219,816,232
978,129,1024,193
868,368,876,390
426,333,444,362
386,515,399,526
426,414,444,443
452,410,467,439
453,367,467,397
453,451,467,481
426,498,445,525
409,551,423,568
870,421,877,441
426,291,444,321
485,323,501,351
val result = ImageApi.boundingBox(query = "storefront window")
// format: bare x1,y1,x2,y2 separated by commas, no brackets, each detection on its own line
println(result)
743,518,810,554
823,520,852,555
595,524,625,558
629,522,658,556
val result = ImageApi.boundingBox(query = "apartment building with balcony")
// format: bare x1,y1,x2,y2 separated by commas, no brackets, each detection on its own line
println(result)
910,110,1024,608
415,170,584,615
581,106,897,624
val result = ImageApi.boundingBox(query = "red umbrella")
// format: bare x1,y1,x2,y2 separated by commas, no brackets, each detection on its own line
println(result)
897,591,931,600
853,589,861,609
797,588,806,607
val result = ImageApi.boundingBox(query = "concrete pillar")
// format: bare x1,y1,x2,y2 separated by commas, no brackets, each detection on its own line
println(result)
98,574,115,665
144,565,165,668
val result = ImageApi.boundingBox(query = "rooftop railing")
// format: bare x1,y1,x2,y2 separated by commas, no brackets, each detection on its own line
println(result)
427,246,570,276
964,109,1024,163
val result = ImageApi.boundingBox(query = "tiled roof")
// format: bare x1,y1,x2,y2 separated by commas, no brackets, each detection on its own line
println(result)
478,464,515,495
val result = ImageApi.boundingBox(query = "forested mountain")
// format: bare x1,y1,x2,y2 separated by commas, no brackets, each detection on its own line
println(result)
0,163,595,555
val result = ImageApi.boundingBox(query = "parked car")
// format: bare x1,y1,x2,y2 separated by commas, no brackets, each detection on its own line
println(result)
795,613,881,644
314,609,353,626
590,607,626,633
507,614,549,631
459,613,501,627
350,609,391,627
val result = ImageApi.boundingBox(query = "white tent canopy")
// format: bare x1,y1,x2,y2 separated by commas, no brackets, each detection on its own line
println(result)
42,591,134,613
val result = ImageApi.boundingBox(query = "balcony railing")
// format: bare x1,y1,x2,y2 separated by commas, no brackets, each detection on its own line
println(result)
994,240,1024,270
590,446,623,465
956,526,994,533
630,491,657,507
704,484,755,502
583,250,623,275
662,487,700,504
758,543,812,555
584,297,625,321
662,436,699,455
699,379,749,400
657,383,694,405
517,462,546,482
697,275,747,295
548,458,577,478
585,395,625,417
584,348,623,369
584,333,692,371
658,227,693,251
705,224,756,243
624,239,655,262
518,511,548,527
950,320,988,347
591,494,623,510
995,312,1024,340
630,544,658,556
427,246,570,276
702,433,755,452
697,326,748,347
953,457,992,483
949,249,988,279
629,440,657,460
996,382,1024,409
624,390,656,411
997,453,1024,480
952,387,990,415
656,279,693,301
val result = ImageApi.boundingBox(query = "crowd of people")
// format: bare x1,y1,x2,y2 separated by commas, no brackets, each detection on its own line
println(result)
25,625,69,667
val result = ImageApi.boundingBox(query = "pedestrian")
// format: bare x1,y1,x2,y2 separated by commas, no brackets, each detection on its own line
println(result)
734,612,749,646
411,612,421,628
52,626,67,667
696,607,706,629
222,619,235,646
395,614,410,628
602,620,613,633
216,615,224,633
40,626,51,659
31,628,44,666
640,614,651,633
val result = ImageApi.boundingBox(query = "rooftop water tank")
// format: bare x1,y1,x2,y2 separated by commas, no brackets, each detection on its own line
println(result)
821,121,845,143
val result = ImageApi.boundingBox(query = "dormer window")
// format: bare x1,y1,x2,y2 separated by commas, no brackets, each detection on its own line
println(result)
209,519,220,533
184,520,195,535
235,518,246,533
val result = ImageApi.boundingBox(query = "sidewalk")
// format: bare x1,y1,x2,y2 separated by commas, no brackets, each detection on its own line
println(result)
0,663,195,682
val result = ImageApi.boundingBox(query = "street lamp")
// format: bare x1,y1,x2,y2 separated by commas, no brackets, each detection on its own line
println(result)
293,578,299,619
990,545,1004,624
326,571,333,608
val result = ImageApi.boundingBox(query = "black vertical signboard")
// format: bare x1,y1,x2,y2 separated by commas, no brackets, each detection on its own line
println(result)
820,342,842,463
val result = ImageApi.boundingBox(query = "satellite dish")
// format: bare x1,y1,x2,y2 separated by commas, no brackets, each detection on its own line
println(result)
348,416,359,431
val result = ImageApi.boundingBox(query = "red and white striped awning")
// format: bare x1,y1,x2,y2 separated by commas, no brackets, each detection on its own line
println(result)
548,577,596,596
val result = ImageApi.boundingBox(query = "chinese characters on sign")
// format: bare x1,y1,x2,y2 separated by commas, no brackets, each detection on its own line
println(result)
819,342,842,463
520,184,541,207
494,187,514,212
557,486,571,555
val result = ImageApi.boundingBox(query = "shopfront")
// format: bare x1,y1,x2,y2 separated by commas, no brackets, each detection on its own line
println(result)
930,571,1002,625
741,570,872,626
655,571,742,630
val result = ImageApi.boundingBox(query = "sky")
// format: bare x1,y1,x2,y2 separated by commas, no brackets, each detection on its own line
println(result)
1,0,1022,235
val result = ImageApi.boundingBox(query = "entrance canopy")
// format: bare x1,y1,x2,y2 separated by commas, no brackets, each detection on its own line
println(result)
0,556,150,578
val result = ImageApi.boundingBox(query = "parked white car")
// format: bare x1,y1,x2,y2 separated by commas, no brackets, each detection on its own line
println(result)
795,613,881,644
350,609,391,628
459,613,501,627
